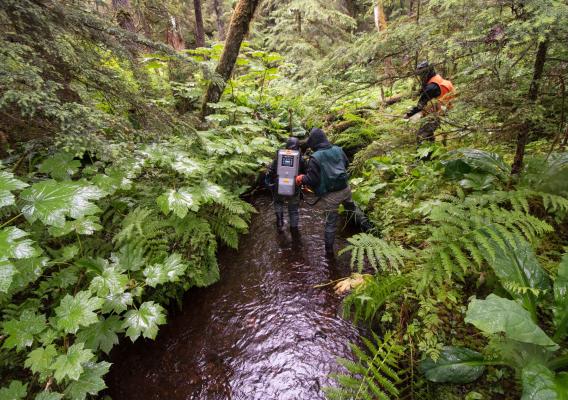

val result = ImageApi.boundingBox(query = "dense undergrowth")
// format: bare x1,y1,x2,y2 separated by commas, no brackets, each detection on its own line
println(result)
262,1,568,398
0,2,293,398
2,0,568,399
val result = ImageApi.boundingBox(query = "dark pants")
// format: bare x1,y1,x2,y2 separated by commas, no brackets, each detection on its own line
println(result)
320,186,353,252
274,194,300,228
417,116,440,145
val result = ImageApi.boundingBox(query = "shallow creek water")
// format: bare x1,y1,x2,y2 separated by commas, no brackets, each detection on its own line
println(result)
106,195,360,400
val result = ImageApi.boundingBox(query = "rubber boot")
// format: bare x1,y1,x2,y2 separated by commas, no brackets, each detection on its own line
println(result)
324,231,335,258
276,213,284,233
290,227,301,243
345,202,374,233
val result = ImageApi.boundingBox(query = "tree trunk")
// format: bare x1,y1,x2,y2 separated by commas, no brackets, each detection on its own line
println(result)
213,0,226,41
344,0,357,17
166,15,185,50
137,6,152,39
193,0,205,47
416,0,421,24
112,0,136,32
201,0,262,117
511,40,548,175
374,0,387,32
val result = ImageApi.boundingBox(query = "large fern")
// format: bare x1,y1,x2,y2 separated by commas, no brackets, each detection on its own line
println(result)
342,274,409,324
520,153,568,197
418,190,555,289
340,233,408,273
325,331,406,400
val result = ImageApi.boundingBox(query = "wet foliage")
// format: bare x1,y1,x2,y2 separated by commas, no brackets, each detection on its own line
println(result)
1,0,568,399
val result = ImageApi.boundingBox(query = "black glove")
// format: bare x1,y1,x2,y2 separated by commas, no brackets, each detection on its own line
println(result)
405,106,421,119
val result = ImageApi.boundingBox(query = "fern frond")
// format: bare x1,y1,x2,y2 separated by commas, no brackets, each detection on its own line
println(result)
342,274,409,323
324,331,405,400
540,193,568,217
418,188,555,291
502,280,547,297
340,233,407,273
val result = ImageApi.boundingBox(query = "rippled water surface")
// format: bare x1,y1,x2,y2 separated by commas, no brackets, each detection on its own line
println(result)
107,195,359,400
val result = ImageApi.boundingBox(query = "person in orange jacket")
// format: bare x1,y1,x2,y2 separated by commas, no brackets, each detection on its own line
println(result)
405,61,455,146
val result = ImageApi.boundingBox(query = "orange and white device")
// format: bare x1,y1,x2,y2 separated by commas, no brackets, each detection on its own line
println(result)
276,149,300,196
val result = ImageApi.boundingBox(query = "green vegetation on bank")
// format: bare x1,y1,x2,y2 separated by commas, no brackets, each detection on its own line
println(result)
1,0,568,399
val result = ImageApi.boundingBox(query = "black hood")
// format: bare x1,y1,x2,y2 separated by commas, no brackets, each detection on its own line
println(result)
306,128,331,151
286,137,300,150
416,61,436,85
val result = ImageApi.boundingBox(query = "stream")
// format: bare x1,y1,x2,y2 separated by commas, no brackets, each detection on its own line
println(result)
106,195,360,400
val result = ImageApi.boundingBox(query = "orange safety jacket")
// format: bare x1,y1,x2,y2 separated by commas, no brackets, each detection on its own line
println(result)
424,74,455,115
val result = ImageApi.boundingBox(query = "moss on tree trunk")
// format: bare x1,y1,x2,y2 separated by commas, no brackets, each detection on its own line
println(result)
200,0,262,118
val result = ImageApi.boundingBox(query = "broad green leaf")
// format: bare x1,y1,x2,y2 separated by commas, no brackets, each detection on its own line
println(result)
489,235,550,318
54,291,103,334
91,170,132,194
0,170,28,208
465,294,558,350
420,346,486,384
76,316,123,355
2,310,46,350
89,265,128,297
48,216,102,237
171,156,202,175
491,338,552,370
24,344,57,381
521,364,568,400
122,301,166,342
143,253,188,287
553,254,568,340
20,180,105,227
101,291,133,314
205,113,229,123
8,257,48,294
61,245,79,261
156,188,201,218
199,180,224,200
39,267,79,293
0,381,27,400
38,153,80,181
35,392,64,400
0,260,16,293
63,361,110,400
52,342,94,382
38,328,59,346
0,227,40,260
558,373,568,398
110,245,144,272
442,148,510,182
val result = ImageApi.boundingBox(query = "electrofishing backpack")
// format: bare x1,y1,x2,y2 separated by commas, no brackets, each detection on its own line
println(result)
276,149,300,196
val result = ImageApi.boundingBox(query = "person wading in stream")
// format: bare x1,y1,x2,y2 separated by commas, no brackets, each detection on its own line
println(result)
405,61,455,156
267,137,306,233
296,128,372,256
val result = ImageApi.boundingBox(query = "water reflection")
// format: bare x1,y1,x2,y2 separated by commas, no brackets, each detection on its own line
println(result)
107,195,359,400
